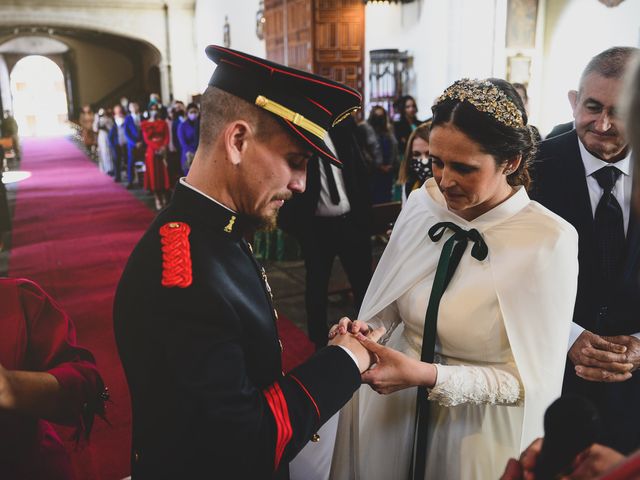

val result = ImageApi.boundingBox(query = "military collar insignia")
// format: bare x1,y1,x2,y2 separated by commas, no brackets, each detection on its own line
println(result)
223,215,237,233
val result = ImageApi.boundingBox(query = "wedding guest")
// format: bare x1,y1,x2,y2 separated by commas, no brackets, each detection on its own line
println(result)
124,102,143,189
79,105,96,155
393,95,423,155
108,105,128,183
177,102,199,174
0,277,107,480
397,121,432,204
530,47,640,455
140,104,170,210
367,106,399,204
93,108,114,176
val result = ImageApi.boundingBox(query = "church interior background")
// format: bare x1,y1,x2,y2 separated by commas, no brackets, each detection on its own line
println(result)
0,0,639,478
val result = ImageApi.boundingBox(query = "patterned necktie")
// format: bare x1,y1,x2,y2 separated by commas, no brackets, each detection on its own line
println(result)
592,166,625,285
321,157,341,205
409,222,488,480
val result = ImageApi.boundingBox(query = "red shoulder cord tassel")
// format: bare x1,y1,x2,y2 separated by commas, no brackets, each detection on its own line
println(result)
159,222,193,288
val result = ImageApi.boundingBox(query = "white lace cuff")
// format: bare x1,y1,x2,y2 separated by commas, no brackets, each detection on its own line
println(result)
427,364,523,407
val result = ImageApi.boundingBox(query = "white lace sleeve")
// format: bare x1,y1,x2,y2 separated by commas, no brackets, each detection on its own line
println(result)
365,302,401,346
427,363,523,407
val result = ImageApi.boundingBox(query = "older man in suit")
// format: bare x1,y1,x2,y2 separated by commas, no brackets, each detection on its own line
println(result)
531,46,640,454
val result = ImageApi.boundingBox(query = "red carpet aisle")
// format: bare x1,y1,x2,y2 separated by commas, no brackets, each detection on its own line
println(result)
8,137,314,479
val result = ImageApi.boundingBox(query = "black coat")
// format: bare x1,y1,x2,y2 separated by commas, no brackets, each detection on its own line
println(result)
546,120,574,139
530,130,640,453
114,183,361,479
278,117,372,238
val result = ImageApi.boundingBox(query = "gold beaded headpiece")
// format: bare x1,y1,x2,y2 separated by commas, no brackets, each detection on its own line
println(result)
436,78,525,128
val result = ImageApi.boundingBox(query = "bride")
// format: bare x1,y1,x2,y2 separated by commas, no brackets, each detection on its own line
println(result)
292,78,579,480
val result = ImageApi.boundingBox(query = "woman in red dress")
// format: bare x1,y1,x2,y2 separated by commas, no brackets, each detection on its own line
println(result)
0,277,106,480
141,104,171,210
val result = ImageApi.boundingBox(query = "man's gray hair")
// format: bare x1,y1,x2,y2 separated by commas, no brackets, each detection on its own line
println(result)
579,46,640,92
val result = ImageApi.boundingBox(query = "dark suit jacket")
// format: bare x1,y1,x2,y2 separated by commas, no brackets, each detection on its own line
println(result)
278,116,372,238
114,184,361,479
546,120,574,139
530,130,640,453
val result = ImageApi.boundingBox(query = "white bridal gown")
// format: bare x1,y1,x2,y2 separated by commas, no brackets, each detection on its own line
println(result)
291,178,579,480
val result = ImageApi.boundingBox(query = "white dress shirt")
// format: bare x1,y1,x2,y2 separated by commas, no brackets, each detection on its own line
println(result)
315,134,351,217
568,140,638,348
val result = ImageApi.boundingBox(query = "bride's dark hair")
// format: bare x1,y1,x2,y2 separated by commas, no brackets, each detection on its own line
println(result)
431,78,537,190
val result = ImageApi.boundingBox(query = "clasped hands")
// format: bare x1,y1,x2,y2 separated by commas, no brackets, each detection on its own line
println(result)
569,330,640,383
328,317,437,393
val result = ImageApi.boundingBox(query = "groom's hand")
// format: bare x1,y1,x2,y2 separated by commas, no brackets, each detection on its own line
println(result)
330,327,386,373
356,334,437,394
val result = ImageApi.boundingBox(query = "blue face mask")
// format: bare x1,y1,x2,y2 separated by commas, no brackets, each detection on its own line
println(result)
188,112,198,121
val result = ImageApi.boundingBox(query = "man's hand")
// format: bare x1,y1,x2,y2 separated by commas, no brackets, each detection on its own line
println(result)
560,444,625,480
569,331,633,382
329,327,385,373
602,335,640,373
499,438,542,480
356,333,437,394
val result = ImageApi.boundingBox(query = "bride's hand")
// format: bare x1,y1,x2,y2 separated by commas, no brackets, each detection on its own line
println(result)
328,317,370,339
356,333,438,394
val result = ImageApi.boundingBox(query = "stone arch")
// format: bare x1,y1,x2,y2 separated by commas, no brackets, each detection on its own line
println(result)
10,54,69,137
0,27,163,120
0,1,201,108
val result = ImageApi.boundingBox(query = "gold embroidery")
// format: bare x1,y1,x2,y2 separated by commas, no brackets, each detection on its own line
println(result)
223,215,236,233
254,95,327,139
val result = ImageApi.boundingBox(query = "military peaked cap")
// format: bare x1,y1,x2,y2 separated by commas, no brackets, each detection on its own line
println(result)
205,45,362,166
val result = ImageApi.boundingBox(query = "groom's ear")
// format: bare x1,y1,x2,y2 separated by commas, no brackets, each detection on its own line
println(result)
222,120,253,166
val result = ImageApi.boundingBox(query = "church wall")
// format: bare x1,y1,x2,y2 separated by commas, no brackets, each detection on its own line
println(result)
165,0,199,104
194,0,266,94
0,0,200,107
364,0,505,118
58,38,134,108
539,0,640,135
0,55,11,113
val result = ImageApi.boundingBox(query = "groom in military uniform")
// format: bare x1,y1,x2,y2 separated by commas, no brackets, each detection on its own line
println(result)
114,45,383,479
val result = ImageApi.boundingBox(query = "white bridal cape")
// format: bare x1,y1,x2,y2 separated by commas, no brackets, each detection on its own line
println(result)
291,178,579,480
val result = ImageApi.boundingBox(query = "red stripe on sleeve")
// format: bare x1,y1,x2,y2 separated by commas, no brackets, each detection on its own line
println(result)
263,386,285,470
289,374,320,420
263,383,293,471
274,383,292,463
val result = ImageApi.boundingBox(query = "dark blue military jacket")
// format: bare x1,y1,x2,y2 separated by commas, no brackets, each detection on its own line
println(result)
114,183,361,478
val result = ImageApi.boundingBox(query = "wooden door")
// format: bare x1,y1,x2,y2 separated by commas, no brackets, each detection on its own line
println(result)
264,0,286,65
264,0,364,95
265,0,312,72
313,0,364,93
